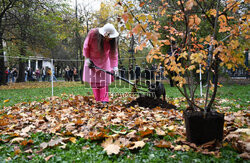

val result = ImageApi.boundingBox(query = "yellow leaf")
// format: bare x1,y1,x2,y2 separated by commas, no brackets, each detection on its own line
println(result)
188,65,196,71
4,99,9,103
226,63,233,70
174,145,182,151
148,15,153,22
125,23,131,30
196,69,204,74
139,15,147,22
167,125,175,131
199,38,204,42
69,137,76,143
208,9,217,17
205,35,211,42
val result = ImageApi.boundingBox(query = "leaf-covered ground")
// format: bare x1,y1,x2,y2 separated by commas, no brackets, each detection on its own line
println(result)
0,92,249,162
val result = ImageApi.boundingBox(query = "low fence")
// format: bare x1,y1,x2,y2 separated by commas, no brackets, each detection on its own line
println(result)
1,55,249,97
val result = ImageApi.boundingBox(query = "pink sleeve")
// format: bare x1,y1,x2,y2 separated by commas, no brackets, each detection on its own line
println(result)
83,30,93,58
110,48,118,68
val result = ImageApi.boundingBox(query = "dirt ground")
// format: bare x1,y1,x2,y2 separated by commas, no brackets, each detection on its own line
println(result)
125,96,176,109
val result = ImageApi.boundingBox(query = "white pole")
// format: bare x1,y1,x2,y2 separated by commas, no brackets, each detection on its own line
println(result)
35,60,38,70
51,59,54,97
199,64,202,97
28,59,31,69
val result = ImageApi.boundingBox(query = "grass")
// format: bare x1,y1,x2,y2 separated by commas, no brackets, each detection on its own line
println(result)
0,81,249,162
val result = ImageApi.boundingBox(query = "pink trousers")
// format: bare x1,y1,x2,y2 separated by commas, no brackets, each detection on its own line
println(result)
91,85,109,102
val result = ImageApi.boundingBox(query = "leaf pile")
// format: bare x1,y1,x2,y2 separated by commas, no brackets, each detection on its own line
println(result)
0,94,249,159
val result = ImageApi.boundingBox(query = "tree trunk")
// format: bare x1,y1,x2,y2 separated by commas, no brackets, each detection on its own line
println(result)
16,59,26,82
16,46,26,83
0,31,6,85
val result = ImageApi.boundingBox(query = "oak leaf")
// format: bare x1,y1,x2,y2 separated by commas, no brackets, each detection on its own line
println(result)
129,140,145,150
10,137,25,144
101,137,121,155
154,140,172,148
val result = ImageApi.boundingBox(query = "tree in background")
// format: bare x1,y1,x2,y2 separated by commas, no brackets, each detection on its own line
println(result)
0,0,18,85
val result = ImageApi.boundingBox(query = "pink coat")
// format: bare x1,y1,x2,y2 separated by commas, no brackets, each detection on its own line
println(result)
82,29,118,87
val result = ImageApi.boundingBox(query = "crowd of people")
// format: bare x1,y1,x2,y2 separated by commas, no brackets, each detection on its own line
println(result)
3,66,80,83
4,67,18,83
3,63,170,85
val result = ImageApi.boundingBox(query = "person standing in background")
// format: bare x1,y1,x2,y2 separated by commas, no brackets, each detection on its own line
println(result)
135,64,141,80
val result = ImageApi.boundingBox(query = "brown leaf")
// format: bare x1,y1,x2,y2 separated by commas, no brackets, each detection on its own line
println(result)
82,145,90,150
139,128,153,137
48,138,63,147
24,149,33,153
154,140,172,148
10,137,25,144
200,139,216,148
40,142,48,149
20,139,34,146
239,152,250,159
155,128,166,136
101,137,121,155
14,146,21,155
129,141,145,150
44,155,54,161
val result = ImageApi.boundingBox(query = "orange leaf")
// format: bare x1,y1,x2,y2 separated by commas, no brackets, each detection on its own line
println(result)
139,2,145,7
186,0,195,10
139,128,153,137
122,13,129,23
4,99,10,103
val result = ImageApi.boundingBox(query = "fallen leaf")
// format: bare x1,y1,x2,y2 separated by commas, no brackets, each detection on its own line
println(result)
129,141,145,150
101,137,121,155
239,152,250,159
154,140,172,148
40,142,48,149
44,155,54,161
10,137,25,144
4,99,10,103
69,137,76,143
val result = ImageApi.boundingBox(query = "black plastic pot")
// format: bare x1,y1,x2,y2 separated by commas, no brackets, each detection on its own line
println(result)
184,110,224,145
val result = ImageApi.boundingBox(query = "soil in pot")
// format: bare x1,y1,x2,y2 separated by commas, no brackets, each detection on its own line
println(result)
184,110,224,145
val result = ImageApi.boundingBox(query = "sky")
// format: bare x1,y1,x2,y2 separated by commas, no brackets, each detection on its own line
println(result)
69,0,109,11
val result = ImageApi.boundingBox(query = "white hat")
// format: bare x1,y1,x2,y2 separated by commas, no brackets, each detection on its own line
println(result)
98,23,119,38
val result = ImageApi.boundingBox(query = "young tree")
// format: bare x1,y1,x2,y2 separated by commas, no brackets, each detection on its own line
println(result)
118,0,249,111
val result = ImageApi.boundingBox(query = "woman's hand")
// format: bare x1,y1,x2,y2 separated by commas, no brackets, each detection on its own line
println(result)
113,67,119,76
